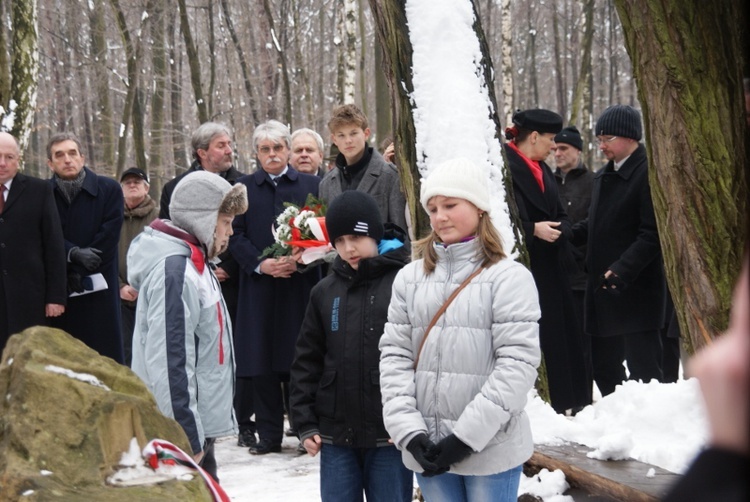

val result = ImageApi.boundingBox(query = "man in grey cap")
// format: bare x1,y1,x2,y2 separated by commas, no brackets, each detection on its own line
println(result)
128,171,248,481
572,105,667,396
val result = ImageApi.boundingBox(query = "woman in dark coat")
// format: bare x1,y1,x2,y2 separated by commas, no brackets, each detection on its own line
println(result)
504,109,590,413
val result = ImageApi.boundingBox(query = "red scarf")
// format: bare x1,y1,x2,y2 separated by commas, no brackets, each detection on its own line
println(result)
507,141,545,192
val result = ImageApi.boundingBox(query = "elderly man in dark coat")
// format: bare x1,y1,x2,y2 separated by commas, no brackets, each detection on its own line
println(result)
0,132,67,349
230,120,322,455
572,105,666,396
47,132,125,364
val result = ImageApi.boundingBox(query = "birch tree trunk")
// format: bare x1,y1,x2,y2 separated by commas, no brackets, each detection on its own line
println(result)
614,0,748,351
342,0,358,105
1,0,38,156
499,0,513,126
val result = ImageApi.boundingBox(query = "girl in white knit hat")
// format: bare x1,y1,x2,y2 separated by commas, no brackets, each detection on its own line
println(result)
379,158,541,502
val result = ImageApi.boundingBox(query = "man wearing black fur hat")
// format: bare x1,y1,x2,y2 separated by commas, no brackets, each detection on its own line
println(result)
572,105,667,396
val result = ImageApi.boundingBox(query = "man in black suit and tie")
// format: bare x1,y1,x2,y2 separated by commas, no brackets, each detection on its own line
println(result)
0,131,67,349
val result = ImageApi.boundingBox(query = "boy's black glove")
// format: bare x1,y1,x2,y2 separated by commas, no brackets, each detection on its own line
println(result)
434,434,473,470
70,247,102,272
406,434,446,477
599,272,626,295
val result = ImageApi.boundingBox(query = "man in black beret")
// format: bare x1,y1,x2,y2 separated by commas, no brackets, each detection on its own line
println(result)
571,105,667,396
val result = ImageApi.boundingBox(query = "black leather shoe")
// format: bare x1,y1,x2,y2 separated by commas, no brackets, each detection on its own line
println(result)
249,439,282,455
285,427,297,437
296,441,307,456
237,429,257,447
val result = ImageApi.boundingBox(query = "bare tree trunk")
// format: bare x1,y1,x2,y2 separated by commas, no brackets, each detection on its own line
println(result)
261,0,292,124
374,42,391,143
615,0,748,351
169,12,189,174
357,0,367,113
0,1,12,115
551,0,566,118
88,0,115,171
221,0,260,125
177,0,209,123
3,0,38,155
569,0,594,126
148,0,167,197
206,1,216,119
526,4,539,106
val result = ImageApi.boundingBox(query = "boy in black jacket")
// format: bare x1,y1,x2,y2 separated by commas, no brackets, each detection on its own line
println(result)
290,191,412,502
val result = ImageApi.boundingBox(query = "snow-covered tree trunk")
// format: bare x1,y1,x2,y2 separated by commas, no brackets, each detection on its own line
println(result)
369,0,543,399
499,0,513,126
1,0,39,157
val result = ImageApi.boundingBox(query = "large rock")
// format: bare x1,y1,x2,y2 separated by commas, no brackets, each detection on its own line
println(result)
0,327,212,501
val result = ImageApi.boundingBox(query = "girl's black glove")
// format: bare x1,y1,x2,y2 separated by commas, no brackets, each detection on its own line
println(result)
434,434,473,469
406,434,446,477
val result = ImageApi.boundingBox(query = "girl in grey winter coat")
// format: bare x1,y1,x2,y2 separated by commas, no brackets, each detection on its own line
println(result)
379,158,541,502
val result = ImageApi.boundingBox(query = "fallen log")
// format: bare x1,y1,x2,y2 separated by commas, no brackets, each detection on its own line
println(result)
525,443,680,501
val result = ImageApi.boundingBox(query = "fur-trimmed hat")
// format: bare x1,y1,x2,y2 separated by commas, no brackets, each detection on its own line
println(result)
326,191,384,244
420,158,490,213
170,171,248,257
554,126,583,151
595,105,642,141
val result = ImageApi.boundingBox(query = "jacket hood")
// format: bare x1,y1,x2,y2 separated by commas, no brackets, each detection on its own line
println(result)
331,232,410,283
127,224,192,291
169,171,247,258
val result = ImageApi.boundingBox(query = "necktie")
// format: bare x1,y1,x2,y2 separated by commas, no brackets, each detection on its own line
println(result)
0,184,5,214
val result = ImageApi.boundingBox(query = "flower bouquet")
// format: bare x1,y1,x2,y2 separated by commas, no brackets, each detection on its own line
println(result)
260,194,332,264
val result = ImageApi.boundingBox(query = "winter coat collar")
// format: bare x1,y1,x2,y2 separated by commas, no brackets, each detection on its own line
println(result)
250,164,302,186
149,219,206,273
125,194,157,218
596,143,646,181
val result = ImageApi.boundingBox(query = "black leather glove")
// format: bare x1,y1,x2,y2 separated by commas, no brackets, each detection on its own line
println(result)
67,272,84,294
406,433,445,477
600,272,626,295
434,434,473,470
70,247,102,272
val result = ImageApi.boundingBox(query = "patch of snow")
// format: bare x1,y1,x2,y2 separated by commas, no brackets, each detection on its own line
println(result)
44,365,111,391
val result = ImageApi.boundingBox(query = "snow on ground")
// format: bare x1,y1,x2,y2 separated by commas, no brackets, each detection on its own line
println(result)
214,378,708,501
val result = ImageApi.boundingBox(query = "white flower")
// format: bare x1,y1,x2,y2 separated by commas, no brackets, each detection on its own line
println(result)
294,210,316,230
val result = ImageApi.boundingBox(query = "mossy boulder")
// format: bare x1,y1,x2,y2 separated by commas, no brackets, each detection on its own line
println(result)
0,327,212,501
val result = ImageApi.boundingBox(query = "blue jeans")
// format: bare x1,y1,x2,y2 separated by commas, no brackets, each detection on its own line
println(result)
320,444,413,502
416,465,522,502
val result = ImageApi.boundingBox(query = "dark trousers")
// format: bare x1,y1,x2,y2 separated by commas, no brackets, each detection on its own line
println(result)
234,377,256,434
254,373,286,445
199,437,218,482
572,290,593,404
120,303,136,367
591,330,663,396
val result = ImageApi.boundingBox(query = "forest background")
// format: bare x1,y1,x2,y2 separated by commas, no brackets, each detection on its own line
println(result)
0,0,634,198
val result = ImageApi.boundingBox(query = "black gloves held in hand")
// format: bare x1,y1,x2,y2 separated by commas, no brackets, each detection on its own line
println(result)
434,434,473,470
599,272,626,295
70,247,102,272
67,272,84,294
406,434,446,477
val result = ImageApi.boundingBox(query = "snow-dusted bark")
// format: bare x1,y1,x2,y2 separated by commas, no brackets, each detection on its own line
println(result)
2,0,39,155
342,0,358,104
500,0,514,127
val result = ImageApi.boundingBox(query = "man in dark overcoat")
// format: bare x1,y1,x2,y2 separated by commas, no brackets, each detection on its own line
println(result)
230,120,322,454
0,132,67,349
553,125,595,405
572,105,666,396
47,132,125,364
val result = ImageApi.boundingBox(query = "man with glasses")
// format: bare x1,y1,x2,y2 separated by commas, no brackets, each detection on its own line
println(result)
230,120,322,455
572,105,667,396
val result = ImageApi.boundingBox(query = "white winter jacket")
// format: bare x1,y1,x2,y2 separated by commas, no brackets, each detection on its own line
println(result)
379,239,541,475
